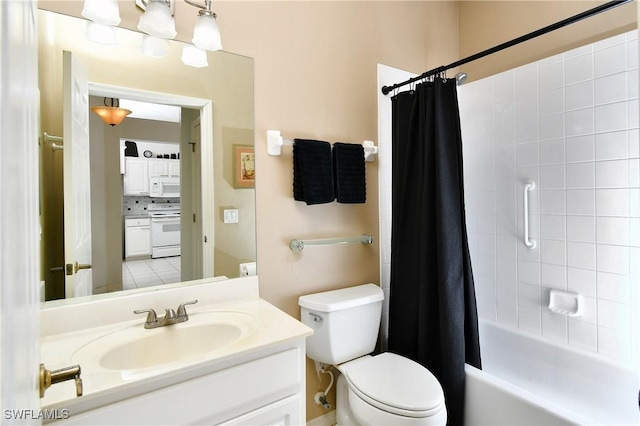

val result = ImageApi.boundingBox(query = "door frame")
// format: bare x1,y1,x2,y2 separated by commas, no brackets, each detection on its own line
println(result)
0,0,41,415
89,83,214,278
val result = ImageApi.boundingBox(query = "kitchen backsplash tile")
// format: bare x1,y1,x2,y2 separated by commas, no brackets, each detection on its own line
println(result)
123,196,180,216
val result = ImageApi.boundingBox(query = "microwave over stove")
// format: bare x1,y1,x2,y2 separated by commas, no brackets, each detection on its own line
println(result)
150,177,180,198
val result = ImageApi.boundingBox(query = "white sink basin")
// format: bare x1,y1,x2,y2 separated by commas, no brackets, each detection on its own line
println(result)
71,311,258,373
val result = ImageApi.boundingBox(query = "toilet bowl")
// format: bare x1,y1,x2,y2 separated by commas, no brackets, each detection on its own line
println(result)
299,284,447,426
336,353,446,425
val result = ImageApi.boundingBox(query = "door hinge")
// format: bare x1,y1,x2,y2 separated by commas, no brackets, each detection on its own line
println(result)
188,141,196,153
193,213,196,223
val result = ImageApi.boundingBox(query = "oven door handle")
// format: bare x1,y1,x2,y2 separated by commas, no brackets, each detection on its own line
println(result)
151,216,181,221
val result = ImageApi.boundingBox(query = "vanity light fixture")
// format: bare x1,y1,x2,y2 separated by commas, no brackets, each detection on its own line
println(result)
181,44,209,68
81,0,120,45
140,35,170,58
185,0,223,51
85,21,117,46
91,98,132,127
82,0,121,26
137,0,177,40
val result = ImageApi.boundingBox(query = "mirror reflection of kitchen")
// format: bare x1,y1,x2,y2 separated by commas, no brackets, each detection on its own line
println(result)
43,95,200,301
39,10,256,303
121,116,183,292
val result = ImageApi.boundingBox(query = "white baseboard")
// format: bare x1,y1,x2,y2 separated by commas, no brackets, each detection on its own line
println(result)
307,410,336,426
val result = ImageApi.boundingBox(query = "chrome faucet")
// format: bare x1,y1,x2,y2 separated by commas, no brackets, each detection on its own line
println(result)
134,300,198,329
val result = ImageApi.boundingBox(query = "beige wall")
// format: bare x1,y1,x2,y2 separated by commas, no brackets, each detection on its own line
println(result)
215,3,459,419
458,1,637,82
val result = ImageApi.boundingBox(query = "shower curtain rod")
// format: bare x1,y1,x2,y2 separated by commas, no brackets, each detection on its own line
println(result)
381,0,632,95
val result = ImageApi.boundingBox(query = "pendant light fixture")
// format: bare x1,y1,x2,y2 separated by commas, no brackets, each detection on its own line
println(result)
185,0,222,51
91,98,132,127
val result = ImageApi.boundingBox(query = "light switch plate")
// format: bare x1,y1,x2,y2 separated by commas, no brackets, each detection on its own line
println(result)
223,209,239,224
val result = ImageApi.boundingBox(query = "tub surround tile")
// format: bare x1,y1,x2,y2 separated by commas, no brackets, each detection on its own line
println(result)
567,216,595,242
454,30,638,366
597,271,631,304
568,319,597,352
565,53,593,85
567,267,597,298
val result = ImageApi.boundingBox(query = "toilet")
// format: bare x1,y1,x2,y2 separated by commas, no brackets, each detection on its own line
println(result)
299,284,447,426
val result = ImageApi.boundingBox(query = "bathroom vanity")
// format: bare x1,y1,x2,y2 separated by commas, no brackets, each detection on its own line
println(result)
40,277,313,425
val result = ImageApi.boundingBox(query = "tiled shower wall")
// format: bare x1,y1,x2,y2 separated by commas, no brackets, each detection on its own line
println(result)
457,30,639,367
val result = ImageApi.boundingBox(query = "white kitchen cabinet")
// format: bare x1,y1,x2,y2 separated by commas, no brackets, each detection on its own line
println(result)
124,217,151,258
148,159,180,178
123,158,149,195
168,160,180,177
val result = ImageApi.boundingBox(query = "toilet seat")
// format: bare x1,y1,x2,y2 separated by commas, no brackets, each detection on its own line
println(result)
342,353,445,418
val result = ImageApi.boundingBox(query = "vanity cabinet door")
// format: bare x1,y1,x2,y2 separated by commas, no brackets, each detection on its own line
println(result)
51,346,304,425
222,394,302,425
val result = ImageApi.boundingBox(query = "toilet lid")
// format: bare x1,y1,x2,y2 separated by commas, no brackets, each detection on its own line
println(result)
343,353,445,417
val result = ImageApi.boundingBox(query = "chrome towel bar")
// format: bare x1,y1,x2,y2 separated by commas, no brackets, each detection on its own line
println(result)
289,234,374,252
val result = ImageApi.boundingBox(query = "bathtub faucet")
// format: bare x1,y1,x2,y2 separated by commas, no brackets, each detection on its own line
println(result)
134,300,198,329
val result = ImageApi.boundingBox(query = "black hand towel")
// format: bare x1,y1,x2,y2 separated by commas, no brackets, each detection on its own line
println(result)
333,142,366,203
293,139,335,205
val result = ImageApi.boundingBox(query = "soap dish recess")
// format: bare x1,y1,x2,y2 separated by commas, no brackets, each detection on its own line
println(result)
548,289,583,317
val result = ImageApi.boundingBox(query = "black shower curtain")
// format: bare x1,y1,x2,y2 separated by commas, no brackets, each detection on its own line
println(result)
388,78,481,426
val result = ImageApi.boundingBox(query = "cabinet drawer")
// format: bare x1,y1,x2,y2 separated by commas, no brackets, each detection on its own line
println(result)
125,218,150,227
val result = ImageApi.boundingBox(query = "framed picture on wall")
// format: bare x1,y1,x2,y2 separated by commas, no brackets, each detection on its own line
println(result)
233,145,255,189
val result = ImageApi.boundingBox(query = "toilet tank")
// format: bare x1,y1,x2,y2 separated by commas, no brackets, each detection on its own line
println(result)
298,284,384,365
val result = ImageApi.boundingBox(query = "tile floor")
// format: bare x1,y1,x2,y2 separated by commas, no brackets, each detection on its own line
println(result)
122,256,181,291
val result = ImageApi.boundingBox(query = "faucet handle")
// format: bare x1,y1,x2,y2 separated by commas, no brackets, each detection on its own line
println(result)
134,308,158,324
163,308,177,320
176,300,198,318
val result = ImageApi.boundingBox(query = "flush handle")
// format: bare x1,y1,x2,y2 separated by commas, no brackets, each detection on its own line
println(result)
308,312,323,322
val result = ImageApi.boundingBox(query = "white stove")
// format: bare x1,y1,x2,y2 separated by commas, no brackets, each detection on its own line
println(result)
148,204,180,258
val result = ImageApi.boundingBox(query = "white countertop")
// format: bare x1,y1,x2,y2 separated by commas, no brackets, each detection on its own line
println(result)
40,277,312,411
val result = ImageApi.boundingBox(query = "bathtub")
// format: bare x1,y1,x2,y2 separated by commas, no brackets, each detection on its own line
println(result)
464,319,639,425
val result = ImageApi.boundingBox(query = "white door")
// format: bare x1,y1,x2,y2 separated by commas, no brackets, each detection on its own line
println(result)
63,51,93,298
0,0,41,415
190,116,203,278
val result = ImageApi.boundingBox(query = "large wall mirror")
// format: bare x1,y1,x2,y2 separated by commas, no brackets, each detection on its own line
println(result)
39,9,256,303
